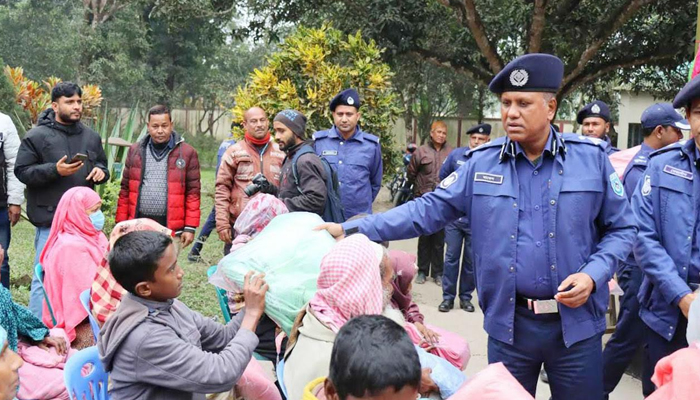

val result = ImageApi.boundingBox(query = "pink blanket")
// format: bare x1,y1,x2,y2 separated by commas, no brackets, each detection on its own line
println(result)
405,322,470,370
449,362,534,400
609,145,640,179
17,328,76,400
237,357,282,400
647,344,700,400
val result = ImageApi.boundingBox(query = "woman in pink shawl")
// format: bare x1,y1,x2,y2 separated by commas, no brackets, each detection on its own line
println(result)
40,187,108,348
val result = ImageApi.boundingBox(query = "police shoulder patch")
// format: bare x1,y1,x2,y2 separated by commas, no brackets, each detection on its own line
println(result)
439,172,459,189
641,175,651,196
610,172,624,197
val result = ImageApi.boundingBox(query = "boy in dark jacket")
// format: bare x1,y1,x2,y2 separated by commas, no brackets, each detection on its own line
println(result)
98,231,268,400
15,81,109,318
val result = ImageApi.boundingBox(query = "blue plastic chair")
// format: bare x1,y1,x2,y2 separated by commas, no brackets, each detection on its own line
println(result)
34,263,57,326
80,289,101,342
206,266,268,362
276,358,288,398
207,265,232,323
64,346,110,400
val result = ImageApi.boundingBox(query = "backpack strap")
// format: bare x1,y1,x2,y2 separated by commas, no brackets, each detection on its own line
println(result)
291,144,316,194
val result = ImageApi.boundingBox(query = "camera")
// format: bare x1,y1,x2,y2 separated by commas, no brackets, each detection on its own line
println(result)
244,173,274,196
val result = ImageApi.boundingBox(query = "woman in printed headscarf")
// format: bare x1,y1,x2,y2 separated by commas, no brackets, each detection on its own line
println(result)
40,187,108,348
282,234,386,400
0,246,71,400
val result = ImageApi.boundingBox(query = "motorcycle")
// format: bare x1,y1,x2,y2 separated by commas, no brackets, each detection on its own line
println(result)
389,154,414,207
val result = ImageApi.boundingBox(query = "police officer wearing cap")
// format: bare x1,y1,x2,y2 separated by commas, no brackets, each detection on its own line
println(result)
313,89,383,219
601,103,688,398
577,100,619,155
631,80,700,397
318,53,636,400
437,123,491,313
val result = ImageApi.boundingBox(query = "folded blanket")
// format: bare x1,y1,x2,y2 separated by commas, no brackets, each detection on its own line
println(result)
17,328,76,400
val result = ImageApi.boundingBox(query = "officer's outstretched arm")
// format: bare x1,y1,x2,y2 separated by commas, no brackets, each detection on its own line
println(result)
632,167,691,305
343,169,469,242
584,154,638,291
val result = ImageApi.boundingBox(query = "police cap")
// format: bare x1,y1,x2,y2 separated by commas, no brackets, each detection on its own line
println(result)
466,123,491,135
489,53,564,94
330,89,361,112
576,101,611,124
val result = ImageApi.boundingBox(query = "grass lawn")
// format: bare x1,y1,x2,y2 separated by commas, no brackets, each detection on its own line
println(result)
8,168,224,320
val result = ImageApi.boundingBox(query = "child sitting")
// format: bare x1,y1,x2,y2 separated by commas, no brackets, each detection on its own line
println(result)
97,231,268,400
304,314,423,400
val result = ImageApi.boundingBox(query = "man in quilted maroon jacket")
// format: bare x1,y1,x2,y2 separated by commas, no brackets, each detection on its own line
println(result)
116,105,201,247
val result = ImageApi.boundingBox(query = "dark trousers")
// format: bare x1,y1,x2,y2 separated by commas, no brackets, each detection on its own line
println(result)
442,220,475,302
0,208,10,288
602,263,645,397
488,305,603,400
417,229,444,277
189,206,217,257
642,316,688,396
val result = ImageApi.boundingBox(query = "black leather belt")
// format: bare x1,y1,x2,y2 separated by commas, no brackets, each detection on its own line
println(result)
516,295,559,314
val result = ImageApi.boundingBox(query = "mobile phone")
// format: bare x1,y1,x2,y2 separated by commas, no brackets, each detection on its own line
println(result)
70,153,88,163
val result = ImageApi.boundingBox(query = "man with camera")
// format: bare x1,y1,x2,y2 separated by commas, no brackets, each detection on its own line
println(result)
215,107,284,254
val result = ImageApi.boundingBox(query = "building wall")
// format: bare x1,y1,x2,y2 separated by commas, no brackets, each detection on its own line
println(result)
616,91,690,150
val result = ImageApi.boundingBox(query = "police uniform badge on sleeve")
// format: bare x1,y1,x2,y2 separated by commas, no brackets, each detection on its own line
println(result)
641,175,651,196
610,172,624,197
439,172,458,189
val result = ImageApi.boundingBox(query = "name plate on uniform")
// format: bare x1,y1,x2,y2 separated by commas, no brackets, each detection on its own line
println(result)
663,165,693,181
474,172,504,185
322,150,338,156
531,299,558,314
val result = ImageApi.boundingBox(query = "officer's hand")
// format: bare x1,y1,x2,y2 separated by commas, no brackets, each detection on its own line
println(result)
315,223,345,240
555,273,595,308
218,229,232,244
86,167,105,183
180,232,194,247
8,205,21,227
679,293,697,318
56,155,83,177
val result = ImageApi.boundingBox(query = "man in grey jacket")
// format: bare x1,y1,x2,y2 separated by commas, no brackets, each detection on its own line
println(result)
98,231,269,400
0,112,25,289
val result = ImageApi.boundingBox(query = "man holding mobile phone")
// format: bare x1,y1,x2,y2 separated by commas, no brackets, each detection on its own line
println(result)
15,81,109,318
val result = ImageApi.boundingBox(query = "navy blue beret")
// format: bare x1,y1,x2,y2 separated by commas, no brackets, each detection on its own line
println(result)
673,76,700,108
576,101,611,124
466,123,491,135
489,53,564,94
330,88,361,111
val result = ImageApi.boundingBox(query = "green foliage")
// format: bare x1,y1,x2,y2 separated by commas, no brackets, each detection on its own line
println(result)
232,25,403,175
182,132,220,169
100,179,121,235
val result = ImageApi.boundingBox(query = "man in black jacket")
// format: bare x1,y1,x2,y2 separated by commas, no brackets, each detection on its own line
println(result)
15,81,109,318
273,109,327,215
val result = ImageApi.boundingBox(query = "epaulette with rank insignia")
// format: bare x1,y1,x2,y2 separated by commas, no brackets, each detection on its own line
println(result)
364,133,380,144
312,130,330,141
464,137,505,160
649,140,686,159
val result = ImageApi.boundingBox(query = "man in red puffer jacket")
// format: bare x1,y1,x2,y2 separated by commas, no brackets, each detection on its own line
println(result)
116,105,201,247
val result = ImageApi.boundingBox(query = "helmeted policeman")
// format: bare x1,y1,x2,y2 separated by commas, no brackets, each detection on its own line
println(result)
632,80,700,397
602,103,688,398
577,100,619,155
437,123,491,313
319,53,637,400
313,89,383,219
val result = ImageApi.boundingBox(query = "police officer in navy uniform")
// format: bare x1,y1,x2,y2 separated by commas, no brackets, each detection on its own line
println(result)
319,53,636,400
601,103,688,398
632,80,700,397
438,123,491,313
313,89,383,219
577,100,619,155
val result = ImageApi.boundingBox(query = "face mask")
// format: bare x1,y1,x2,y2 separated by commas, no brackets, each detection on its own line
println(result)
89,210,105,231
688,293,699,344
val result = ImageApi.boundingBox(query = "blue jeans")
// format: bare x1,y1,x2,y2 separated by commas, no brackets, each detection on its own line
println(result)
0,208,11,289
28,226,51,319
442,219,475,302
601,262,645,397
488,305,603,400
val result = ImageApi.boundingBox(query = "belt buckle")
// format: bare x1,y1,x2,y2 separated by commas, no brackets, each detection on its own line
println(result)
532,299,558,314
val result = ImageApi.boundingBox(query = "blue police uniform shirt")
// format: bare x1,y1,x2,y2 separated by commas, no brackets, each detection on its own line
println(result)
313,126,383,218
632,139,699,340
692,146,700,284
344,129,636,347
513,135,555,298
603,135,619,155
440,147,470,224
622,143,653,198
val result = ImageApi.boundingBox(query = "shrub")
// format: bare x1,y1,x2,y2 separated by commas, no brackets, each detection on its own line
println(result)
231,25,403,176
